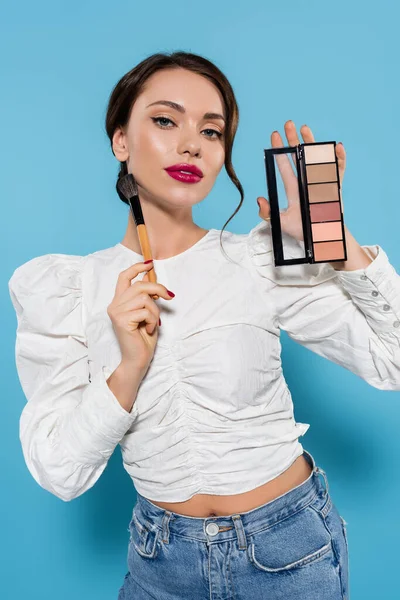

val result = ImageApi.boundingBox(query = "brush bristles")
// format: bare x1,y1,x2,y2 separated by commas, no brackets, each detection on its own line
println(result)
117,173,138,201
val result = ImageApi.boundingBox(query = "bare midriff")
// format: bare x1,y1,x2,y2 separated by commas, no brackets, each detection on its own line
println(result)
145,454,314,518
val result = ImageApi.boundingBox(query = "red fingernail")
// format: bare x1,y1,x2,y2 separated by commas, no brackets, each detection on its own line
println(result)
257,199,261,208
159,317,161,326
144,259,153,264
167,290,175,297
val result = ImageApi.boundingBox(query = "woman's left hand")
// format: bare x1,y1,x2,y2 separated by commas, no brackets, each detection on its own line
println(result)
257,121,346,242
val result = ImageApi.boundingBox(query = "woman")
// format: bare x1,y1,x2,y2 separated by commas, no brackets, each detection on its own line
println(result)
9,51,400,599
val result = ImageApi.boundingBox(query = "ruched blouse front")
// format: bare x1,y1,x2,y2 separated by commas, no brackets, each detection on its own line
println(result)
8,221,400,501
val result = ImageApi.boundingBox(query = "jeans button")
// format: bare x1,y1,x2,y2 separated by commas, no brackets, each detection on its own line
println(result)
206,523,219,536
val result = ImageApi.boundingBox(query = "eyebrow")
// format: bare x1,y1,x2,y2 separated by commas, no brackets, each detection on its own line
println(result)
146,100,225,123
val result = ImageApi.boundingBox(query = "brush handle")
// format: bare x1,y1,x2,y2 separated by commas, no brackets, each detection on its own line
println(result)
137,223,159,300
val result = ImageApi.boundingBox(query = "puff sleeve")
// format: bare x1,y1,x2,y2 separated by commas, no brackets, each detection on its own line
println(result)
247,220,400,391
8,254,139,502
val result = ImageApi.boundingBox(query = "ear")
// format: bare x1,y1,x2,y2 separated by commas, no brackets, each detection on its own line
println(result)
112,126,129,162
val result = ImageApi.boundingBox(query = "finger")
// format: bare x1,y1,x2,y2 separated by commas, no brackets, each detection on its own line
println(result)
117,269,172,305
299,123,315,144
118,291,160,334
271,130,295,177
284,120,301,147
284,121,315,168
115,261,153,297
296,121,344,174
335,142,346,184
257,196,270,220
117,288,160,318
284,120,300,170
125,308,158,335
271,130,299,208
139,306,159,336
143,268,160,300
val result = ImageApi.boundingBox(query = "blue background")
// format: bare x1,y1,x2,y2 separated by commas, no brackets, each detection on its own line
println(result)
2,1,399,598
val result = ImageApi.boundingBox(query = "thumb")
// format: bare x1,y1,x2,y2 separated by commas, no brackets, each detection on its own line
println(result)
257,196,271,220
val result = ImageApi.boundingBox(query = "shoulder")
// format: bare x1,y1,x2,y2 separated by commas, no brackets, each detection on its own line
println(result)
8,244,119,293
213,220,273,267
8,253,86,300
8,244,123,321
8,253,89,332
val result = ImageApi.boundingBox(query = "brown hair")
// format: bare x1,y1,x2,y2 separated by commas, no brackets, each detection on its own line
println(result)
104,51,244,258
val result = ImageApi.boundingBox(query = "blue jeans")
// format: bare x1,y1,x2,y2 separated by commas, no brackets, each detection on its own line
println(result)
118,449,349,599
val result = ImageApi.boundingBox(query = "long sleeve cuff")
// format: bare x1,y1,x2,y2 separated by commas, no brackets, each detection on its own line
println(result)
335,245,400,335
58,365,139,464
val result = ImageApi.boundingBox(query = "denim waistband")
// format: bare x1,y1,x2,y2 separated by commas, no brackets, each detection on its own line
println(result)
134,449,332,545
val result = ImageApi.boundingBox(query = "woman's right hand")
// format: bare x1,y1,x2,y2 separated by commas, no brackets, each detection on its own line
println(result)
107,261,175,373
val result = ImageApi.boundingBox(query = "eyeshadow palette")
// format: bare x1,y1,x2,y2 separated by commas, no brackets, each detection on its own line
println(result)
264,141,347,266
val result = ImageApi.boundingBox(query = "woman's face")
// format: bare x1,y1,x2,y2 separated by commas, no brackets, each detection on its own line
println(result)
113,68,226,208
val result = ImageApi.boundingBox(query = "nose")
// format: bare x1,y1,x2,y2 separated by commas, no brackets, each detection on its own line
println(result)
177,126,202,157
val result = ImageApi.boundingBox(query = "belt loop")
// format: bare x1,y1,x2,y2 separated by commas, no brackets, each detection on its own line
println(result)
314,466,329,496
303,449,330,497
231,515,247,550
161,511,173,544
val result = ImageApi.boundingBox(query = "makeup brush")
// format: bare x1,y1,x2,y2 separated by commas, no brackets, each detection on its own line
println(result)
116,172,159,300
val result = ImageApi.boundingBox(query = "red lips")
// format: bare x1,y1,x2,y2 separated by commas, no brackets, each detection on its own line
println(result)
165,163,203,177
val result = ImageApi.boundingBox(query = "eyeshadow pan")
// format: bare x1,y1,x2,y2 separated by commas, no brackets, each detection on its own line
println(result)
313,241,345,262
304,143,336,164
312,221,342,242
310,202,341,223
308,182,339,203
306,163,337,184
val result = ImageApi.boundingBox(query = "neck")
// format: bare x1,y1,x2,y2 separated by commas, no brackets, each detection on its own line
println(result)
121,211,208,260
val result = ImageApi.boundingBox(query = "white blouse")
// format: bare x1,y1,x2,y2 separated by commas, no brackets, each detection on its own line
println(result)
8,220,400,502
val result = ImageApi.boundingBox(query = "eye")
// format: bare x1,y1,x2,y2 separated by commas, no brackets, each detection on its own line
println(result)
151,116,174,129
151,117,223,140
203,128,223,140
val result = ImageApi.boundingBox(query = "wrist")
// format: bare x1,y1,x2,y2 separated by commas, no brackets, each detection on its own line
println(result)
118,360,148,380
330,226,374,271
106,361,146,413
